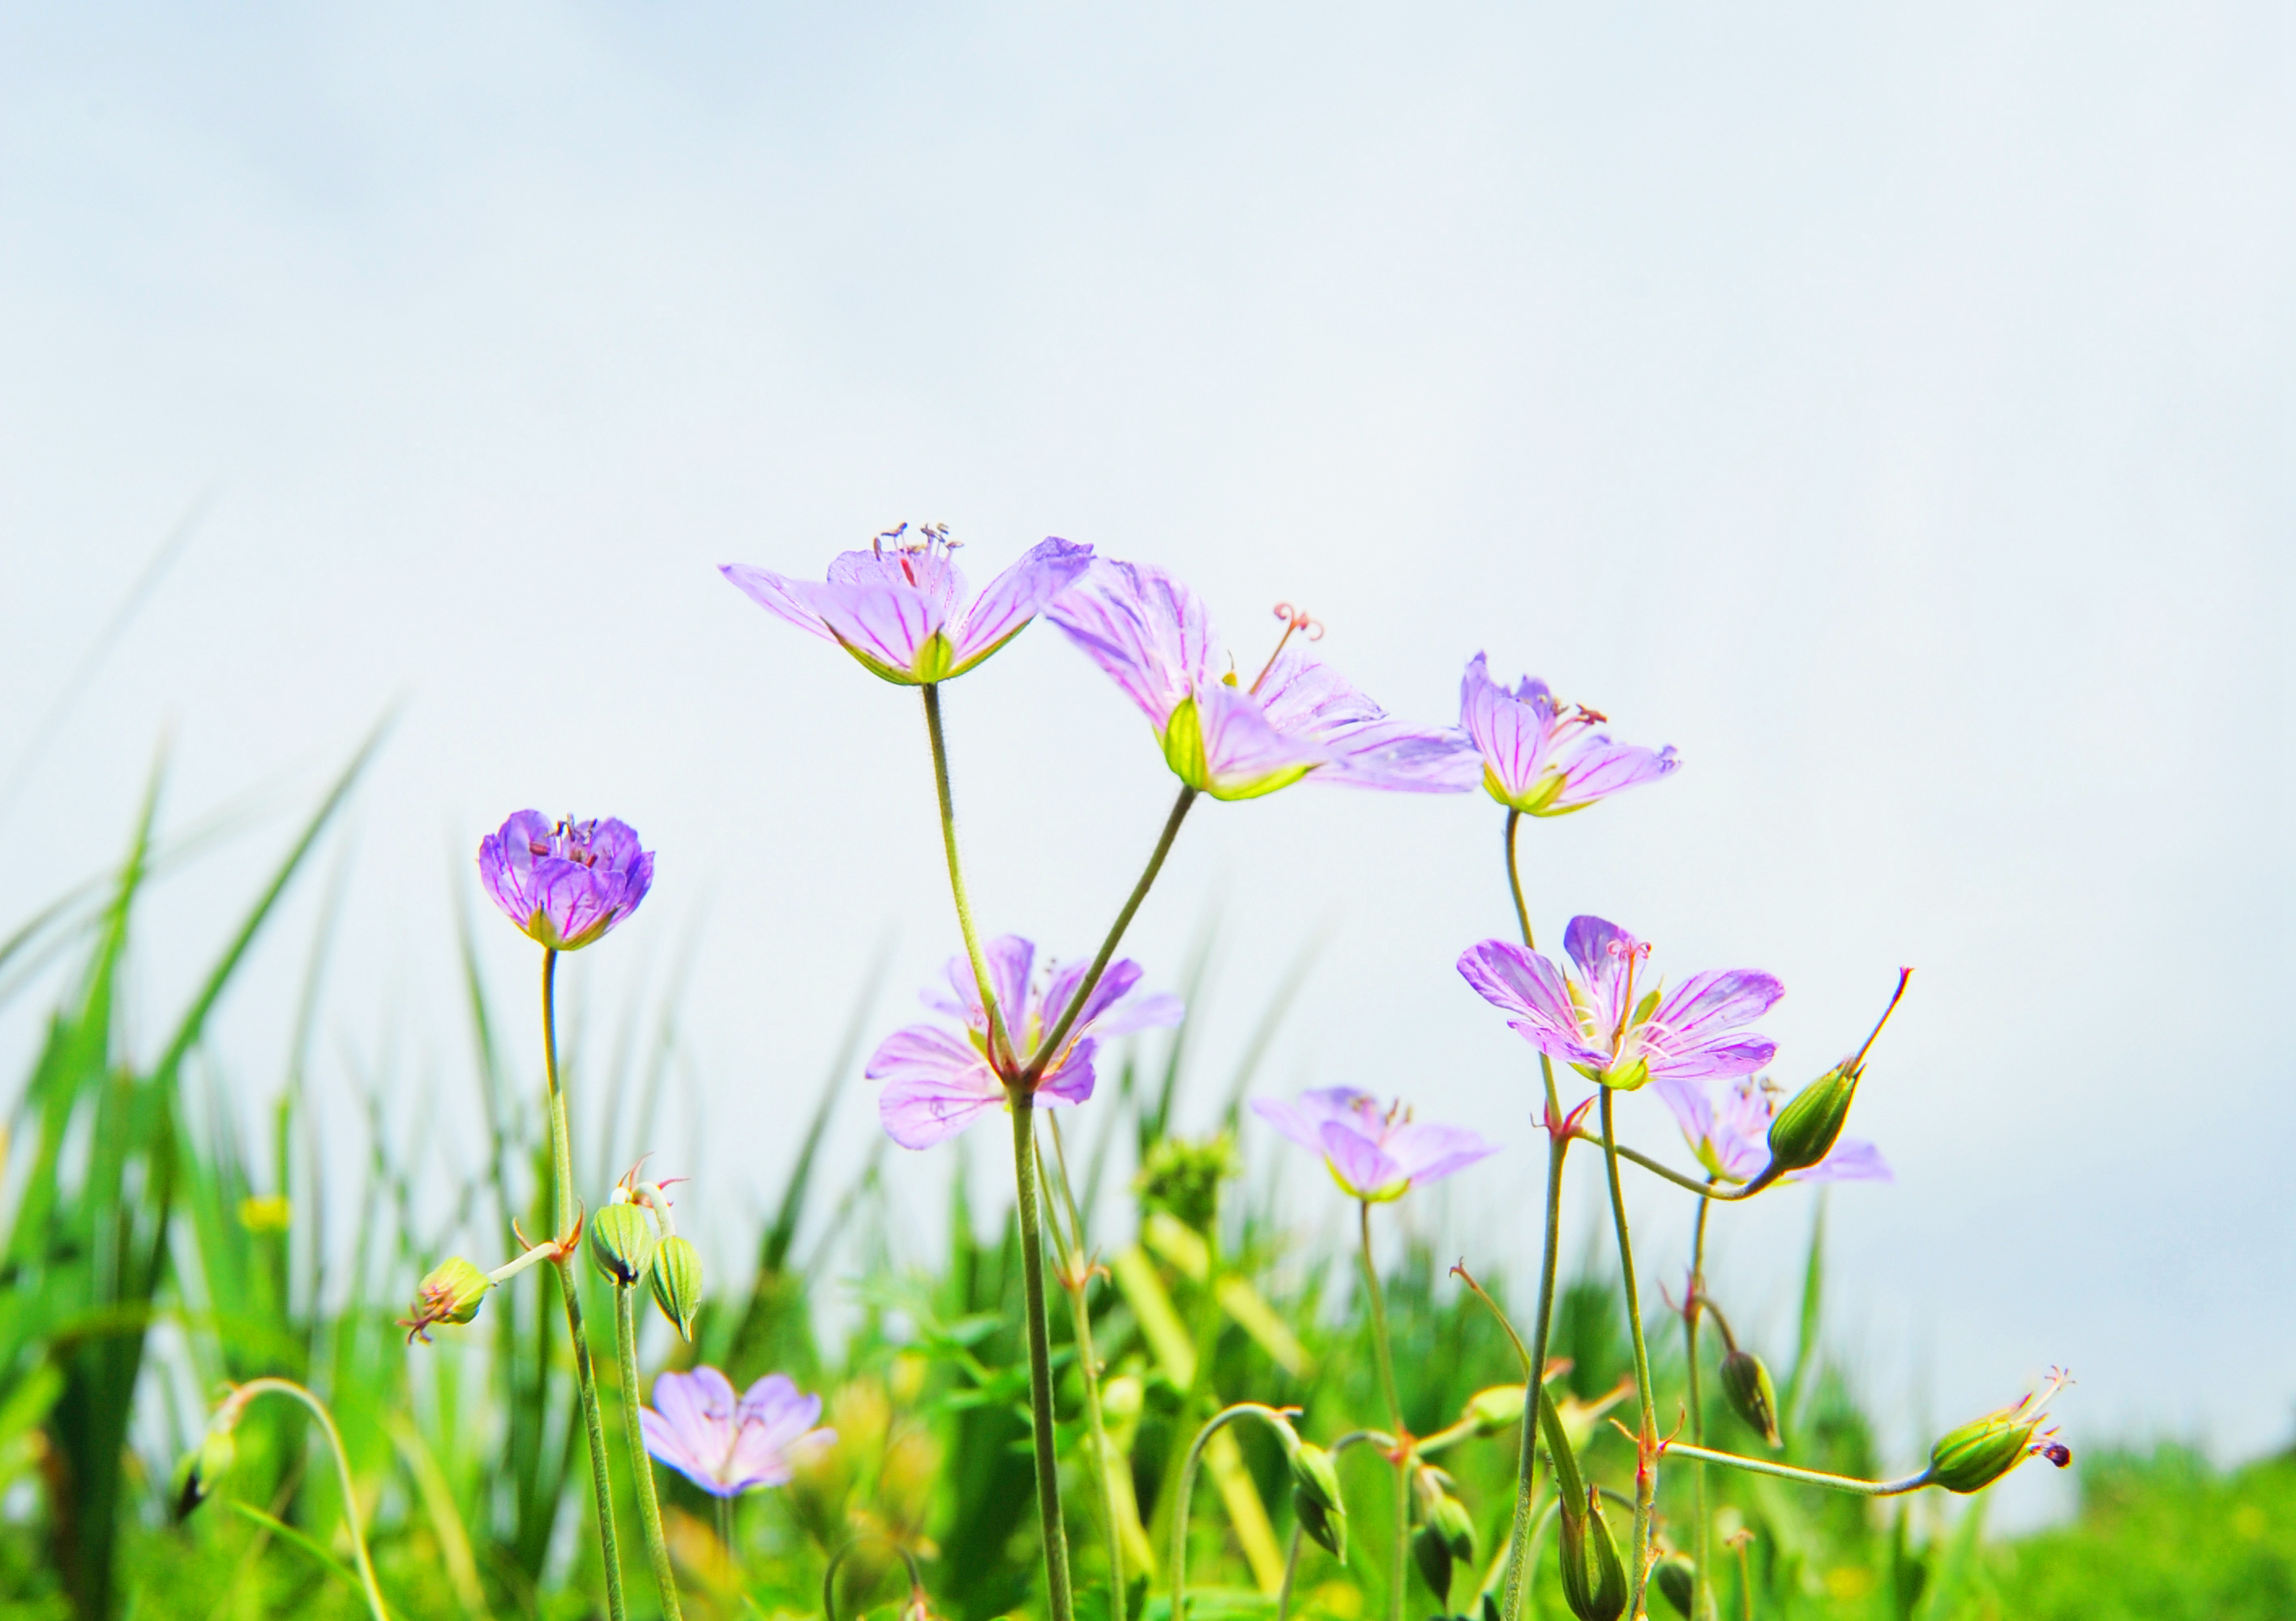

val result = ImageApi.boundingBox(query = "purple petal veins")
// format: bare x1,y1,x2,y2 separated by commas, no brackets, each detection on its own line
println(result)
1459,652,1680,815
477,810,653,952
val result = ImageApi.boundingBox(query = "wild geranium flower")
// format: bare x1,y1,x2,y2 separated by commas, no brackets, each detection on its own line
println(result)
1047,562,1475,799
1460,652,1680,815
478,812,654,952
1654,1075,1889,1186
721,522,1094,684
868,935,1182,1149
1251,1087,1498,1202
640,1367,833,1498
1457,915,1781,1092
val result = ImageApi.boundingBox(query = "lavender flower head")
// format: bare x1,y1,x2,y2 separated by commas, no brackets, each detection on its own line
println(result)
1457,915,1781,1092
1655,1074,1890,1186
1460,652,1680,816
639,1367,833,1498
478,811,654,952
1251,1087,1499,1203
868,935,1182,1149
1047,562,1476,800
722,523,1095,684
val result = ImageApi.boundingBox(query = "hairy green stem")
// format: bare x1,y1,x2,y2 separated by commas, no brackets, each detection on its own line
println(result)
221,1380,389,1621
1662,1445,1934,1497
921,682,1016,1067
1026,786,1197,1080
1171,1404,1300,1621
1009,1094,1077,1620
1044,1120,1125,1621
543,949,627,1620
1275,1524,1303,1621
1358,1200,1409,1621
617,1284,684,1621
1600,1089,1658,1619
1687,1187,1715,1621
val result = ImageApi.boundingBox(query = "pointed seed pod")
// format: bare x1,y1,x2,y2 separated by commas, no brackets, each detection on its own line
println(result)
1720,1349,1783,1449
1558,1486,1628,1621
1288,1439,1343,1515
1653,1553,1698,1618
588,1201,657,1287
1466,1383,1527,1437
649,1234,703,1341
1764,1063,1858,1178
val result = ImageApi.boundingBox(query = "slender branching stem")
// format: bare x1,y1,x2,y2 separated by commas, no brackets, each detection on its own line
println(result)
1663,1445,1934,1497
616,1283,684,1620
1570,1131,1763,1200
1026,786,1197,1081
1009,1093,1077,1621
1274,1524,1304,1621
1358,1200,1409,1621
220,1379,389,1621
1687,1187,1716,1621
1503,809,1536,953
1600,1089,1659,1620
1044,1118,1126,1621
921,682,1016,1067
1171,1404,1300,1621
543,948,627,1621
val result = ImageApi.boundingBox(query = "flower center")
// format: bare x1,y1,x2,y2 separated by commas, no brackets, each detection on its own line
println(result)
870,520,961,585
527,816,603,868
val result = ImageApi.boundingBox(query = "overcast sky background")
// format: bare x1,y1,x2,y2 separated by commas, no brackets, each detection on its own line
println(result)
3,4,2291,1525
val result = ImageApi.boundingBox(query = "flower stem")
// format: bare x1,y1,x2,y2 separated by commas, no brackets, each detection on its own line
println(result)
1661,1445,1934,1497
1686,1187,1715,1621
1009,1092,1077,1621
1026,786,1197,1082
222,1379,389,1621
1171,1404,1300,1621
1357,1200,1409,1621
1503,809,1536,952
616,1282,685,1621
1567,1131,1762,1202
543,948,628,1621
1044,1119,1128,1621
921,682,1018,1067
1599,1089,1658,1621
1275,1524,1303,1621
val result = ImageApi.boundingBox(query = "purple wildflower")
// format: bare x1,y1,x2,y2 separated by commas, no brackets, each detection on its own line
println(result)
1460,652,1680,816
1047,562,1476,800
1653,1074,1890,1186
868,935,1183,1149
639,1367,833,1498
1251,1087,1499,1203
1456,915,1782,1092
478,812,654,952
721,523,1094,684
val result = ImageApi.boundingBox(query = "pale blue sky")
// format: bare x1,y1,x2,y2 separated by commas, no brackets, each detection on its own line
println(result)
3,3,2290,1518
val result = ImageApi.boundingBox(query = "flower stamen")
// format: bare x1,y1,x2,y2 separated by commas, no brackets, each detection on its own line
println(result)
1249,602,1323,694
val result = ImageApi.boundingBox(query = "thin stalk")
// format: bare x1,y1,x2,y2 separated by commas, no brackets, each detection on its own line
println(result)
1661,1445,1933,1496
1503,808,1536,952
1275,1525,1303,1621
617,1284,685,1621
1686,1188,1716,1621
1026,787,1197,1081
221,1380,389,1621
1599,1089,1658,1621
1046,1119,1126,1621
1358,1201,1408,1621
921,683,1016,1067
1568,1132,1762,1201
1009,1093,1077,1621
1170,1404,1300,1621
543,948,627,1620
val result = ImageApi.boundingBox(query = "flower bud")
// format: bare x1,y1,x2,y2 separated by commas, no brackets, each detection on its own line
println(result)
1763,1063,1858,1178
649,1234,703,1341
1558,1486,1628,1621
1720,1349,1782,1449
1292,1483,1347,1560
1431,1489,1476,1562
1653,1553,1697,1619
1413,1519,1458,1600
172,1422,238,1520
588,1201,657,1287
401,1256,493,1342
1466,1383,1527,1437
1929,1371,2074,1494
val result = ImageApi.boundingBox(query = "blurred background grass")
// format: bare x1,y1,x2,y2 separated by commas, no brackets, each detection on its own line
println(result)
0,755,2285,1620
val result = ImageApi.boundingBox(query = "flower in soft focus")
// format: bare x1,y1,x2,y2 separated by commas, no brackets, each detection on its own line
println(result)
1457,915,1781,1092
721,523,1094,685
1459,652,1680,816
1929,1370,2074,1493
1251,1086,1499,1202
867,935,1182,1149
639,1367,834,1498
478,811,653,952
1654,1075,1890,1186
1047,561,1475,799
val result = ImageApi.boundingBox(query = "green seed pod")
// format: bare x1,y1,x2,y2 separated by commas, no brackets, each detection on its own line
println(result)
1431,1489,1476,1562
1928,1370,2074,1492
1720,1349,1783,1449
405,1255,493,1341
588,1201,657,1287
1558,1486,1628,1621
1288,1439,1343,1516
1652,1552,1698,1619
172,1422,238,1520
1292,1482,1347,1560
1465,1383,1527,1437
1413,1518,1457,1601
649,1234,703,1341
1764,1063,1858,1179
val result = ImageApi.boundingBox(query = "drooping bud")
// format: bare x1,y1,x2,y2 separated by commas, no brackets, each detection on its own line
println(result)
172,1422,238,1520
401,1256,493,1343
1557,1486,1628,1621
1466,1383,1527,1437
588,1200,657,1287
649,1234,703,1341
1720,1349,1782,1449
1929,1370,2074,1493
1413,1482,1476,1594
1652,1553,1698,1619
1294,1485,1347,1560
1413,1519,1457,1600
1287,1439,1347,1559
